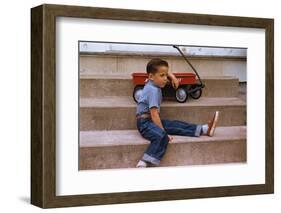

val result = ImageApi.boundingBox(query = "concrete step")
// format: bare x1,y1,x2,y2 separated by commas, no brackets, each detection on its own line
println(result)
80,74,239,98
79,55,246,81
79,126,246,170
80,96,246,130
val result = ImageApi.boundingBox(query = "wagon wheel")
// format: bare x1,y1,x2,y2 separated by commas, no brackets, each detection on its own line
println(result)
133,85,144,103
189,85,202,99
175,86,188,103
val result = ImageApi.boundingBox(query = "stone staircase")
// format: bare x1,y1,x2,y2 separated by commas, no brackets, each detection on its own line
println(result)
79,74,247,170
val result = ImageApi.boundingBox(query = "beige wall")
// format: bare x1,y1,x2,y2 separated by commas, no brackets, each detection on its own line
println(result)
80,55,247,82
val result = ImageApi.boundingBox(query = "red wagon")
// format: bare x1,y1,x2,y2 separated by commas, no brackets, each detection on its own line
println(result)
132,45,205,103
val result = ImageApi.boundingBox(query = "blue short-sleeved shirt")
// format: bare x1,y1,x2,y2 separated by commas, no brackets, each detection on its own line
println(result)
136,79,162,116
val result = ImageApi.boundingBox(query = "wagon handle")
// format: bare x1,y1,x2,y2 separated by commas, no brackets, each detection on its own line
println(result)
173,45,204,87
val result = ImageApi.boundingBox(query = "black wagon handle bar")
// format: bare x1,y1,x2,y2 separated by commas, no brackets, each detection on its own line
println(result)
172,45,204,86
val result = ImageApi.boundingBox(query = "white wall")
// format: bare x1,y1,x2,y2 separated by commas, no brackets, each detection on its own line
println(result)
1,0,279,212
79,41,247,57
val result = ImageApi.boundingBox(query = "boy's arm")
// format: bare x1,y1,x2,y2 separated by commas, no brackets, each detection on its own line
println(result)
150,107,165,130
150,107,173,142
167,70,179,89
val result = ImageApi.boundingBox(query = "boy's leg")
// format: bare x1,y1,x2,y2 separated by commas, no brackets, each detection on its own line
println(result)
161,111,220,137
137,119,170,166
161,119,202,137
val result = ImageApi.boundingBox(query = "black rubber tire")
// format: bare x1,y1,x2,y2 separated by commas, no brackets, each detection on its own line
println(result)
189,86,202,99
175,86,188,103
133,86,144,103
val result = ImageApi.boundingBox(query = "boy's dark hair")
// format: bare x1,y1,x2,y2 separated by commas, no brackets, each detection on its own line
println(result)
146,58,169,74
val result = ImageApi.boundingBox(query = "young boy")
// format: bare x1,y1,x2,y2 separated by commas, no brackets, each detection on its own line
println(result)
135,58,219,168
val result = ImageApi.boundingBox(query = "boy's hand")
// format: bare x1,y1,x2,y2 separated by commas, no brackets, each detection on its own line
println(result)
168,135,173,143
167,71,179,89
170,76,179,89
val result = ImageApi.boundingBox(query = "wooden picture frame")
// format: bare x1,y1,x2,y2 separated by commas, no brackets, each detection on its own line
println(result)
31,4,274,208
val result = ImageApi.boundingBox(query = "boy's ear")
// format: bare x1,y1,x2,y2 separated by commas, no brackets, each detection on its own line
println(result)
148,73,154,79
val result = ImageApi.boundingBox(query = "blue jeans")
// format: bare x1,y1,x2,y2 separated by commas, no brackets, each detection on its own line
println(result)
136,117,202,165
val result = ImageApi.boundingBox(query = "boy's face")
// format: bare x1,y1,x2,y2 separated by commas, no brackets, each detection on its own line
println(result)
148,65,168,88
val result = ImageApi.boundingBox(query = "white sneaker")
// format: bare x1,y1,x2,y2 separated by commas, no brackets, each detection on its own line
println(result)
136,160,148,168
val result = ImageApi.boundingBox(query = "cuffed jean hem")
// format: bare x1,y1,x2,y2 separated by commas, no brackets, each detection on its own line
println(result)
194,125,202,137
142,153,161,165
